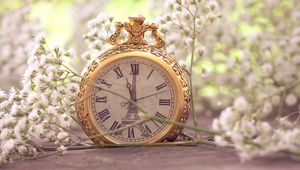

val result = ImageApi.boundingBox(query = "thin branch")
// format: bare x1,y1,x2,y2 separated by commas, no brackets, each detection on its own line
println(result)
188,3,199,133
40,140,217,151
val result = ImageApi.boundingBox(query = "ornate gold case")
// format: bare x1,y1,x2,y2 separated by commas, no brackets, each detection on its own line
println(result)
76,15,191,144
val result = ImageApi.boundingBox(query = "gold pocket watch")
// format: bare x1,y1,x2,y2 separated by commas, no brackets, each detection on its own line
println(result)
76,15,190,144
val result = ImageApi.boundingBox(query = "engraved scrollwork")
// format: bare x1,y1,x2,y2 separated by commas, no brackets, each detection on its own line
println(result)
108,15,165,48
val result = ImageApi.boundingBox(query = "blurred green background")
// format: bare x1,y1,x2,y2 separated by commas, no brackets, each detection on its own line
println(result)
0,0,157,46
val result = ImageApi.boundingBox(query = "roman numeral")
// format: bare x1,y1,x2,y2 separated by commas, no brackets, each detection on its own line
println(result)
110,121,121,131
147,69,154,79
154,112,166,125
97,108,111,122
113,67,123,79
96,96,107,103
100,79,112,88
152,120,160,127
128,127,135,138
159,99,170,106
130,64,139,75
156,82,167,91
144,124,152,134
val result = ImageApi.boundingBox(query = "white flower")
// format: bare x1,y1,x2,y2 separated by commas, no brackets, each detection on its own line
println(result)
219,108,239,131
81,51,91,60
57,132,69,141
285,93,297,106
260,122,272,133
195,46,206,58
0,114,15,129
1,128,12,140
16,117,27,131
57,145,67,154
59,114,71,127
28,110,39,122
233,96,249,113
226,130,243,142
10,104,19,115
184,37,193,47
35,33,46,44
262,102,273,116
82,12,119,61
38,94,49,107
0,7,42,90
212,119,221,131
1,139,16,154
215,135,229,146
240,120,256,138
0,90,7,99
17,145,28,155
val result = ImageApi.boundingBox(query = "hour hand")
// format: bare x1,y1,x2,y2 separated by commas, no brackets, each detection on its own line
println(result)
125,77,133,99
125,77,131,89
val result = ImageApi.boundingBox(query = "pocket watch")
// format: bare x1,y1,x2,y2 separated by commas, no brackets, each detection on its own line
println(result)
76,15,190,144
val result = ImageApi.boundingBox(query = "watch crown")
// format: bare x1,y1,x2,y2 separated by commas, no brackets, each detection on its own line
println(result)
109,15,165,48
128,14,145,25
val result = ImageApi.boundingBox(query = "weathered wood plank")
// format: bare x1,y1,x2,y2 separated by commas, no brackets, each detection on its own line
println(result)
1,145,299,170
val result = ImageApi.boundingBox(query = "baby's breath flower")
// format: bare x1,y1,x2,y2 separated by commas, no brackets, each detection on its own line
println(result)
285,94,298,106
28,110,39,122
215,135,228,147
0,91,7,99
262,102,273,116
57,145,67,154
0,34,78,163
1,139,16,154
219,108,239,131
81,12,124,62
0,7,42,90
157,0,221,60
233,96,249,113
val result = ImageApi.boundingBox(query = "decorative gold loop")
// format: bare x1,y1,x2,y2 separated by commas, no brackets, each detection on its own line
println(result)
109,22,123,45
109,15,165,48
150,23,165,48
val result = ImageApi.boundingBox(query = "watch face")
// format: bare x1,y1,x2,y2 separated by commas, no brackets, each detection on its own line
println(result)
90,57,176,143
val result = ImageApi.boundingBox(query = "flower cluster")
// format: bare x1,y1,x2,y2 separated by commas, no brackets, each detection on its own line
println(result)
81,13,125,61
194,0,300,115
212,104,300,161
0,6,42,90
70,0,108,55
0,35,78,163
201,0,300,160
157,0,221,60
156,0,300,160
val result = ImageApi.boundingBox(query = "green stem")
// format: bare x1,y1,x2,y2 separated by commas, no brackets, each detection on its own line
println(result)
41,140,217,151
144,113,219,135
189,4,199,132
261,80,300,103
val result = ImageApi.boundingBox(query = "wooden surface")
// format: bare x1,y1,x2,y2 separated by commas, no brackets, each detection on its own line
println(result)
1,144,300,170
1,116,300,170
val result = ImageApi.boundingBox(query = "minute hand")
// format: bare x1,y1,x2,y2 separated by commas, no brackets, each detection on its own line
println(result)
136,90,168,101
